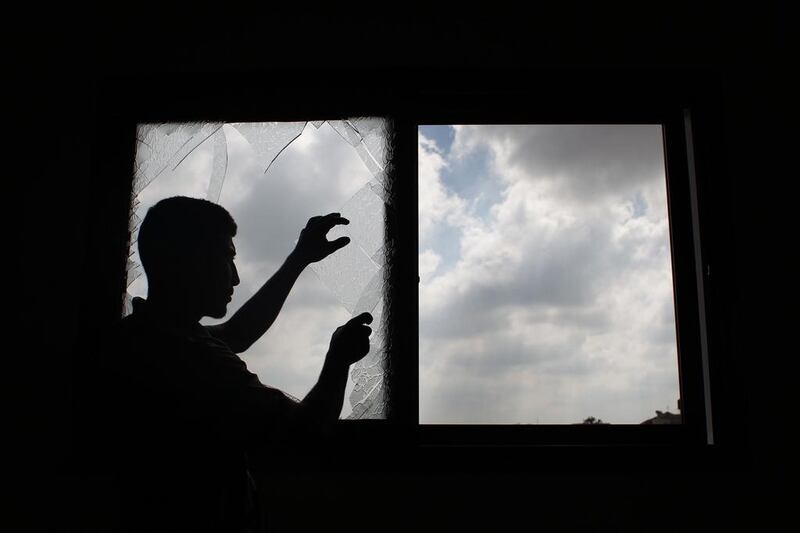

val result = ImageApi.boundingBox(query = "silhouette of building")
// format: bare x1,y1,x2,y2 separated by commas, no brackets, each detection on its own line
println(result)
640,410,682,424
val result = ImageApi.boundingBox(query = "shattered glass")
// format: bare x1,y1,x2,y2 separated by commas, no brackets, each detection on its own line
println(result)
308,118,389,418
339,183,385,261
129,118,389,419
133,122,223,196
310,240,381,315
206,128,228,203
231,122,307,174
349,299,386,419
329,119,387,181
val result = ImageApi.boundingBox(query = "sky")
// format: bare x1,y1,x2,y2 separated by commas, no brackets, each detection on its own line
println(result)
418,124,680,424
128,121,681,424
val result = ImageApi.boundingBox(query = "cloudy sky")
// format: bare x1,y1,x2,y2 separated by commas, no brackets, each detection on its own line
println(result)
418,125,680,424
129,121,680,424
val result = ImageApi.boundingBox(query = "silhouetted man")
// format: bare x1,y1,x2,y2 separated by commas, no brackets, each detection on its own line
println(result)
85,197,372,532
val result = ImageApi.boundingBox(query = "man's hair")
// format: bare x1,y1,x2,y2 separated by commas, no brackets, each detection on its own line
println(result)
138,196,237,280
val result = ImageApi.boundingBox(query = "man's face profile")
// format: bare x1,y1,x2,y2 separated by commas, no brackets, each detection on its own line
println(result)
173,234,240,320
196,235,240,319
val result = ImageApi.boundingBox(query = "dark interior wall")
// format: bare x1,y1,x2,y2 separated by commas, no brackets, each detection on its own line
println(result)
15,3,791,531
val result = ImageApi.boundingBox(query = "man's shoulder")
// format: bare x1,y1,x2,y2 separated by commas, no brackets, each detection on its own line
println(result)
103,312,170,358
186,335,256,387
96,306,257,389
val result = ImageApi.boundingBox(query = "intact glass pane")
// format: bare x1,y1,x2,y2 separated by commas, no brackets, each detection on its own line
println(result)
128,120,388,419
418,125,681,425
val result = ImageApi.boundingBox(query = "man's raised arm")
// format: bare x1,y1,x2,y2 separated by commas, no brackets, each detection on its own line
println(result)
209,213,350,353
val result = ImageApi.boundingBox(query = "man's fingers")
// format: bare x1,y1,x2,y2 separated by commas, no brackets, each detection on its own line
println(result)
316,213,349,232
328,236,350,253
347,312,373,326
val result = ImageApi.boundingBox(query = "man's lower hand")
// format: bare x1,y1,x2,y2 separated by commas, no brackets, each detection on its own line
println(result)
327,312,373,368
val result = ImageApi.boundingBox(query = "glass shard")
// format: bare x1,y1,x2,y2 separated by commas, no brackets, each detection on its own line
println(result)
168,123,223,171
368,178,388,200
129,211,142,244
349,382,385,419
123,292,134,317
339,183,385,259
350,117,388,169
310,234,380,315
329,119,387,180
206,127,228,203
126,258,142,287
370,247,385,267
354,142,383,178
352,268,384,316
133,122,223,196
232,121,307,174
347,300,385,419
328,120,361,147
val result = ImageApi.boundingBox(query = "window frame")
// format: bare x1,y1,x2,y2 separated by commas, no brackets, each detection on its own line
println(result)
90,68,728,473
386,105,710,447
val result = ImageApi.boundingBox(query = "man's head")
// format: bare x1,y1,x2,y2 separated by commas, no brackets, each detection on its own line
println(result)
138,196,240,319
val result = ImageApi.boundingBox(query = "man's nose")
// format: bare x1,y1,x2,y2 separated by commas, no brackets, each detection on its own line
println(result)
232,263,240,286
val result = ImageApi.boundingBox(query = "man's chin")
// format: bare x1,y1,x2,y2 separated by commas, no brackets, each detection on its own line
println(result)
206,305,228,319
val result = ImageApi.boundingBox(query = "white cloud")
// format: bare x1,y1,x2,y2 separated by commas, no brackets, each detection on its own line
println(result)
419,249,442,282
418,134,471,243
452,124,666,201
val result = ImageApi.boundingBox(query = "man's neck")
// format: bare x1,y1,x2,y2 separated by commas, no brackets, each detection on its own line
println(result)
142,292,203,335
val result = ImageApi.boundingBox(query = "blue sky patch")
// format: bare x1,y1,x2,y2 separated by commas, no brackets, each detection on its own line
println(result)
420,125,505,221
419,125,455,154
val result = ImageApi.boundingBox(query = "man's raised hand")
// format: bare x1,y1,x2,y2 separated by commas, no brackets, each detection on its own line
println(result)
292,213,350,265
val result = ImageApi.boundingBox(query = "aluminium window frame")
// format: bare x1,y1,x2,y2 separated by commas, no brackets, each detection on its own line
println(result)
89,68,729,474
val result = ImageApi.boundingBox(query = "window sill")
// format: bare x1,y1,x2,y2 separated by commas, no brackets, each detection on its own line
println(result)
259,420,737,475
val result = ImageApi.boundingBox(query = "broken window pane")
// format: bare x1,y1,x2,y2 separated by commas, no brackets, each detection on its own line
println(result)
349,299,386,419
419,124,681,425
133,122,223,196
128,119,388,419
